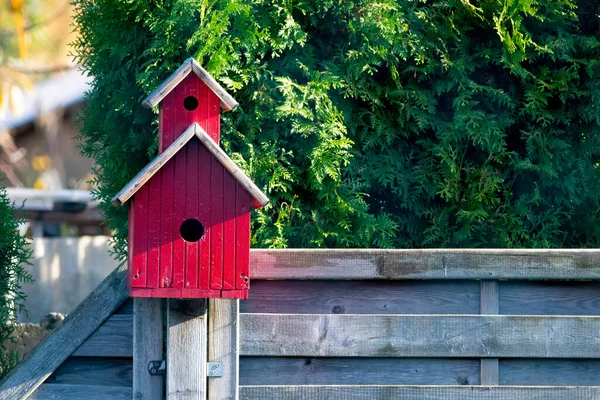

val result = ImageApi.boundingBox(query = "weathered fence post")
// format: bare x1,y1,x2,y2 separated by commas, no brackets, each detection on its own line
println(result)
480,280,499,385
208,299,239,400
133,298,164,400
167,299,208,399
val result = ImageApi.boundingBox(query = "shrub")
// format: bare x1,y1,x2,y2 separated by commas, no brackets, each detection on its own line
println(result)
0,186,32,378
73,0,600,253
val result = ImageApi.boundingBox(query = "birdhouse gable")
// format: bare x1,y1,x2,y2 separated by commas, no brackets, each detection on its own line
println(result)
111,122,269,208
142,58,238,111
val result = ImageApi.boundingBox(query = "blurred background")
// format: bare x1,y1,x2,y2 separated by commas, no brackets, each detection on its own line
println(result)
1,0,116,324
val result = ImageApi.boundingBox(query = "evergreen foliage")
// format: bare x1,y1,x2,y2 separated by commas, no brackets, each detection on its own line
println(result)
0,186,32,378
73,0,600,253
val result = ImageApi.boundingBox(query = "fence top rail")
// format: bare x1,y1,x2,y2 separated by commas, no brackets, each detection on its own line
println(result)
250,249,600,281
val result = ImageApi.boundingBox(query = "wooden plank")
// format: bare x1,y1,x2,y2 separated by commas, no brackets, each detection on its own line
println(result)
133,299,164,400
240,314,600,358
239,385,600,400
193,124,269,208
239,357,479,385
73,314,133,357
242,280,480,314
197,146,211,290
480,281,499,385
209,162,224,290
167,300,208,400
208,299,239,400
223,172,237,290
30,384,131,400
131,185,148,287
235,186,250,289
147,172,162,288
500,281,600,315
115,299,134,315
112,123,197,205
45,358,132,387
172,135,188,289
185,140,200,289
501,359,600,386
249,249,600,280
0,264,128,400
160,157,175,288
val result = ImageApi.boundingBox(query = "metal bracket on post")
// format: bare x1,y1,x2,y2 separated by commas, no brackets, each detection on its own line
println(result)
148,360,166,376
207,362,223,377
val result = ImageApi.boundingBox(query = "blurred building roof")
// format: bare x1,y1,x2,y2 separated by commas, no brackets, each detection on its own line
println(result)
1,69,91,131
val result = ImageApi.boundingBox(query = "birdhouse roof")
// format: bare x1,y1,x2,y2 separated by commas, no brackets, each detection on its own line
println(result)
112,123,269,208
142,58,238,111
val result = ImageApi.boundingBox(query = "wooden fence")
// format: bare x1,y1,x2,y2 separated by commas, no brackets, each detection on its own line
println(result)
16,249,600,399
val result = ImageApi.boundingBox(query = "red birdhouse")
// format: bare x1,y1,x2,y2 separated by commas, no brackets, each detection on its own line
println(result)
112,58,269,299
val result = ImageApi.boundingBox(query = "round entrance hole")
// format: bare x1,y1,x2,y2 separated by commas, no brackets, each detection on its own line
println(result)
180,219,204,242
183,96,199,111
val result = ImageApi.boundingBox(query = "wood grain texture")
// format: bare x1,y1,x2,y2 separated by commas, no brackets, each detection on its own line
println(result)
45,358,132,387
500,281,600,315
239,358,479,385
112,123,196,205
0,264,128,400
242,280,479,314
193,124,268,208
249,249,600,280
73,314,133,358
500,359,600,386
30,384,131,400
208,299,239,400
167,299,208,400
143,58,238,111
133,299,164,400
480,281,499,385
239,385,600,400
240,314,600,358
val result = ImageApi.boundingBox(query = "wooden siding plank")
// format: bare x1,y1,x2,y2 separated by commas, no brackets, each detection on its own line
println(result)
185,140,200,289
0,264,128,400
240,314,600,358
147,172,162,288
239,385,600,400
500,359,600,386
172,147,187,289
131,185,148,287
208,299,239,400
480,281,499,385
31,384,131,400
242,280,480,314
249,249,600,280
133,299,164,400
167,300,208,400
223,172,237,290
500,281,600,315
160,158,175,288
209,162,224,290
236,186,250,290
73,314,133,358
197,145,212,290
45,358,132,387
239,357,479,385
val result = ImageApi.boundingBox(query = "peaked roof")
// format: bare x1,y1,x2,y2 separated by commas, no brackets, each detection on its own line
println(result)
112,123,269,208
142,58,238,111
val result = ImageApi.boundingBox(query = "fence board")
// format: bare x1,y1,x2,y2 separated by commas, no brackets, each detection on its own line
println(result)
500,359,600,386
73,314,133,357
500,282,600,315
243,280,479,314
29,384,131,400
45,358,132,387
208,299,239,400
240,314,600,358
239,385,600,400
239,358,479,385
133,298,164,400
251,249,600,280
480,281,499,385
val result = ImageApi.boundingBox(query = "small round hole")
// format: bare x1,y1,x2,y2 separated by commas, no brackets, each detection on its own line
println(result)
183,96,199,111
180,219,204,242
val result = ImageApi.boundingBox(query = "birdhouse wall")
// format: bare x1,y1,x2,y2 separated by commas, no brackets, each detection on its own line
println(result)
158,74,221,153
128,140,252,299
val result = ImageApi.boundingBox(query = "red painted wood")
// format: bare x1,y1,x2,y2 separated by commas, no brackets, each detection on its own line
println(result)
198,145,212,289
235,184,251,290
209,161,224,290
172,148,187,289
206,80,220,143
221,290,249,300
127,199,135,290
132,184,148,288
185,139,200,289
159,159,175,288
222,171,237,290
146,171,161,288
131,287,221,298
